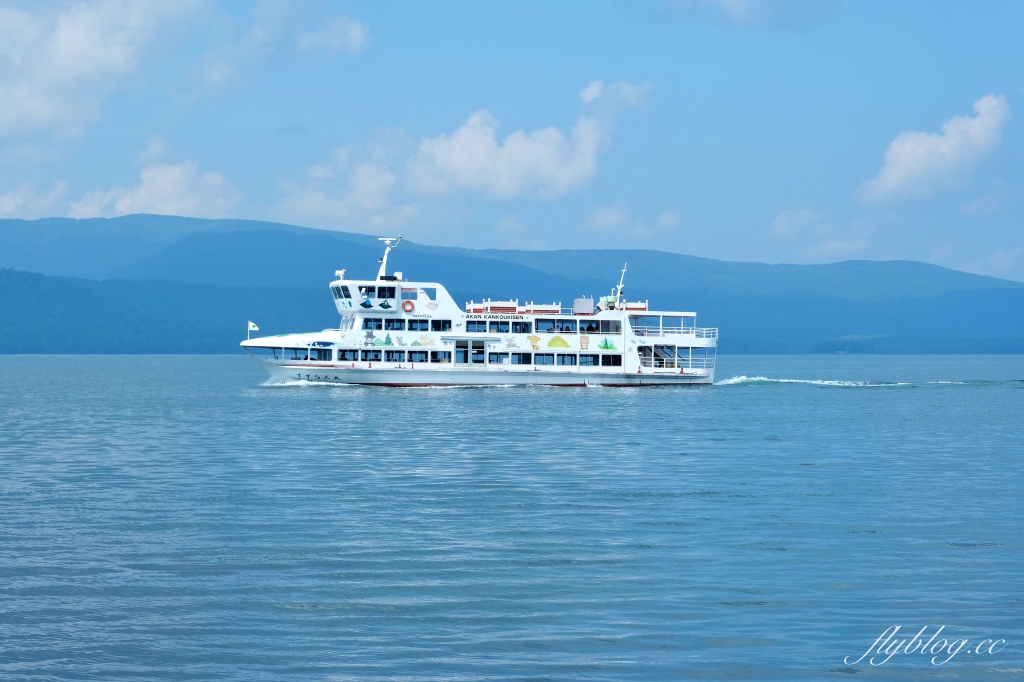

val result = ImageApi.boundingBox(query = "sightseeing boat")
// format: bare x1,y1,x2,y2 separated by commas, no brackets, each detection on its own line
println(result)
241,236,718,386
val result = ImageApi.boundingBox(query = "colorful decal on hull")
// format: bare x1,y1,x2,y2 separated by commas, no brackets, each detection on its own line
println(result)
580,336,590,350
527,335,541,350
547,335,570,349
598,338,618,351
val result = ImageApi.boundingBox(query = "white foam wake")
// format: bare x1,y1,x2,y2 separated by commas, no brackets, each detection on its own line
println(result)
714,375,908,387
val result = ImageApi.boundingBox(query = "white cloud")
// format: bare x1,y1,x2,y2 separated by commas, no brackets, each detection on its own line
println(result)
770,207,820,239
136,135,166,163
406,80,645,201
297,16,367,55
858,95,1010,206
0,180,67,218
70,161,242,219
408,110,603,200
657,209,681,229
0,1,201,139
588,202,630,230
627,0,831,30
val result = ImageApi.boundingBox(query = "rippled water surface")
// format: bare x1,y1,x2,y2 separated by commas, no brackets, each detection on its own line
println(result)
2,354,1023,680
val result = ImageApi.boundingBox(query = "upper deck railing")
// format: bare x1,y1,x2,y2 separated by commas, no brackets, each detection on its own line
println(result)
630,326,718,339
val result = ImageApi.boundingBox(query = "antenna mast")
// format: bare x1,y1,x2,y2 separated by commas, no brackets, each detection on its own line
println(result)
376,234,403,280
616,263,627,307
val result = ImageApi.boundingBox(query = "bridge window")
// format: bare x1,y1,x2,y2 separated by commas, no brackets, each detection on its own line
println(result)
337,349,359,361
431,319,451,332
359,286,376,298
430,351,451,363
362,318,383,330
401,288,418,300
489,321,510,333
512,321,532,334
385,319,405,331
467,321,487,332
331,285,352,300
385,350,405,362
511,352,531,364
361,349,381,362
377,286,396,299
579,354,599,366
536,319,556,333
600,354,622,366
534,353,554,365
408,320,429,331
408,351,428,362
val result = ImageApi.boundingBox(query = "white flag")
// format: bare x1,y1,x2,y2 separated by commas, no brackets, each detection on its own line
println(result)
248,321,259,331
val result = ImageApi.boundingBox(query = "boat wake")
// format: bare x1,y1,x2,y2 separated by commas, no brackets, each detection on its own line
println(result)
715,375,911,387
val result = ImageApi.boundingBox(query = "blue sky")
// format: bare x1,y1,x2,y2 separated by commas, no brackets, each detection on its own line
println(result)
1,0,1023,280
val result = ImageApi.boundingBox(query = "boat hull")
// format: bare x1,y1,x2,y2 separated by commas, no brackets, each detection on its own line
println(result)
260,361,714,386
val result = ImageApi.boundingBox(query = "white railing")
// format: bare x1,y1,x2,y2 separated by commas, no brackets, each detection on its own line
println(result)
638,357,716,369
631,327,718,339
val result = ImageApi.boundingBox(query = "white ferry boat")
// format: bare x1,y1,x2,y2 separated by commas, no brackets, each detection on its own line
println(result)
241,236,718,386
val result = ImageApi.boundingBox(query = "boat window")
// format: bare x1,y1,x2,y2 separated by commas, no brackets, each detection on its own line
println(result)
600,320,621,334
556,319,577,333
467,321,487,332
421,288,437,300
287,348,309,360
309,348,332,362
489,321,510,333
378,286,396,299
600,354,622,366
248,347,281,359
385,350,405,362
557,353,576,366
332,285,352,299
408,350,428,363
579,320,600,333
337,349,359,361
359,286,376,298
536,319,557,333
455,340,469,364
362,318,383,330
431,320,451,332
579,354,599,366
512,321,531,334
339,285,351,298
401,287,418,300
385,319,405,331
430,350,451,363
408,320,429,331
511,352,532,364
489,352,510,364
534,353,554,365
361,349,382,362
629,316,660,335
662,316,683,330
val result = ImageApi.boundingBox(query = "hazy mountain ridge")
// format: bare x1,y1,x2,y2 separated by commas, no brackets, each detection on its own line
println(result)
2,214,1023,354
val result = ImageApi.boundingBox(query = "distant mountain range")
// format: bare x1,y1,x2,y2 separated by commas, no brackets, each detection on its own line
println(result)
2,214,1023,354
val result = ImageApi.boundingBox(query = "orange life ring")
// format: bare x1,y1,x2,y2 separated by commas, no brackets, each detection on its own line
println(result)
402,300,415,313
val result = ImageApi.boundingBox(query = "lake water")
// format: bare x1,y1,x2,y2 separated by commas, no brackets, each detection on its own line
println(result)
1,354,1022,680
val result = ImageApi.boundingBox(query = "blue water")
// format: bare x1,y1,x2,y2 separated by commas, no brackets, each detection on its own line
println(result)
1,355,1022,680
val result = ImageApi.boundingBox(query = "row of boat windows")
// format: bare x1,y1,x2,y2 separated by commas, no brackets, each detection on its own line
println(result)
250,347,622,366
362,318,450,331
628,315,695,333
466,319,623,334
330,285,439,301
